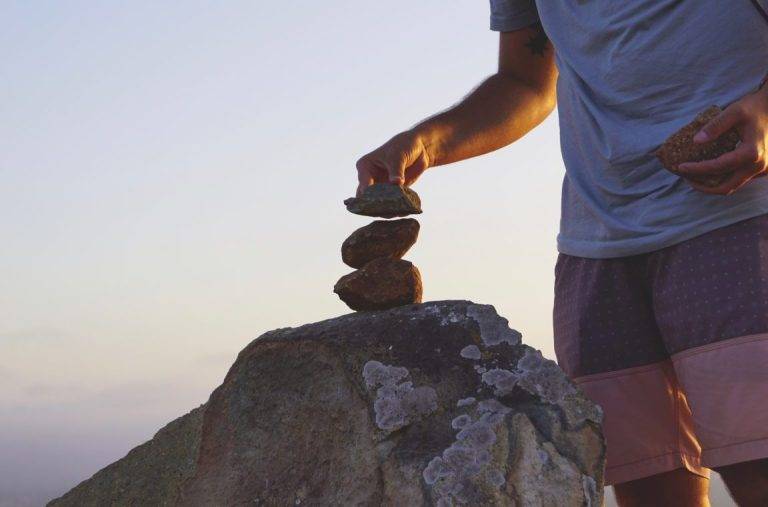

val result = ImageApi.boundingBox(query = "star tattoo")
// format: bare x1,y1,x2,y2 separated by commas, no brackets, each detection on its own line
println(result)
524,22,550,57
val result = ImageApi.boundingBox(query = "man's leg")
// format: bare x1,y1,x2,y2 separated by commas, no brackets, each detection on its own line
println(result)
715,458,768,506
648,215,768,507
553,254,709,494
614,469,710,507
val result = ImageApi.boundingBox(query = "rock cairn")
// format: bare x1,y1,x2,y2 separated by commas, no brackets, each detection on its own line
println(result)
335,183,423,311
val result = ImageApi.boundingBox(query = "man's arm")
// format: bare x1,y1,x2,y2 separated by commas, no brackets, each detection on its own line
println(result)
356,23,558,195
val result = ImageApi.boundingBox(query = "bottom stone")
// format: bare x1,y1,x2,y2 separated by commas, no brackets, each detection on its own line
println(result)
334,257,422,311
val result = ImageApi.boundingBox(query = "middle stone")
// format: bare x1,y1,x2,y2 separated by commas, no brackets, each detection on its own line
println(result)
341,218,420,269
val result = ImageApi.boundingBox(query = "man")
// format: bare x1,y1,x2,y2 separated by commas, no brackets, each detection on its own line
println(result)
355,2,768,506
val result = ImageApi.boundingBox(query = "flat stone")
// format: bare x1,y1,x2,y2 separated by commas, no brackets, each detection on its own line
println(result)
656,105,740,187
334,257,422,311
344,183,422,218
342,218,420,268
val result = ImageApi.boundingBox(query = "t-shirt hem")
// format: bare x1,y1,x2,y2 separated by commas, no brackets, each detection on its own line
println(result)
557,200,768,259
490,10,539,32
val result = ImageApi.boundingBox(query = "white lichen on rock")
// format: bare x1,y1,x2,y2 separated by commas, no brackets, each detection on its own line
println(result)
362,360,438,432
481,368,519,397
420,304,463,326
456,397,476,408
513,349,576,404
451,414,472,430
480,349,576,405
487,470,506,487
583,476,597,507
459,345,482,360
466,304,522,347
418,302,602,505
476,399,511,425
423,400,511,505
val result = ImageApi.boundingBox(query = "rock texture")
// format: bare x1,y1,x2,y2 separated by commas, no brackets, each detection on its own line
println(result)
342,218,420,268
49,406,204,506
334,257,423,311
344,183,422,218
48,301,605,507
656,105,741,187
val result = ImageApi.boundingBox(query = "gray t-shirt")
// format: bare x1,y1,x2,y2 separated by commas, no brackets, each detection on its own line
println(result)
490,0,768,258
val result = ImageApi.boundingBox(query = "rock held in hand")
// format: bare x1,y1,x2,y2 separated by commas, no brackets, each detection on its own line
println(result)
341,218,420,268
334,257,422,311
656,105,741,187
344,183,422,218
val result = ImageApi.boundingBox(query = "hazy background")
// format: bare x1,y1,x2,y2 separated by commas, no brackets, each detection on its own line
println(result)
0,1,732,505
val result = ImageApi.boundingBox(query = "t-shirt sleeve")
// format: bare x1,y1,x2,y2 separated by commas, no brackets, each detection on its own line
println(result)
489,0,540,32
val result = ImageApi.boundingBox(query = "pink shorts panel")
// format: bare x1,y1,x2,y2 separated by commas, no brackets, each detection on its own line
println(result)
575,361,709,485
672,333,768,468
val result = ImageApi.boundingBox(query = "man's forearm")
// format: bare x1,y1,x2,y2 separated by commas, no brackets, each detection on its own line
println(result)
412,72,557,168
354,27,557,190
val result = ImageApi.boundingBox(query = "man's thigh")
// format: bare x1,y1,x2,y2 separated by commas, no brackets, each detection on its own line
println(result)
651,213,768,472
553,253,708,486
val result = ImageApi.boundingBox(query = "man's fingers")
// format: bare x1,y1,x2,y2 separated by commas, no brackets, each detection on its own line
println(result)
356,162,371,197
694,106,742,143
383,152,407,186
356,179,372,197
355,158,381,196
356,133,429,192
356,153,410,195
677,146,752,176
688,168,754,195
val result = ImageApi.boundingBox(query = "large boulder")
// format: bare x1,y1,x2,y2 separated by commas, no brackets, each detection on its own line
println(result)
49,301,605,507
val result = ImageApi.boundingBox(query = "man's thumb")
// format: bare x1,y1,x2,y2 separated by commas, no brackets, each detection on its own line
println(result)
694,107,740,143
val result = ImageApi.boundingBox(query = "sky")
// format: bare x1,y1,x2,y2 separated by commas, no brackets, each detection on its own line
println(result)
0,1,732,505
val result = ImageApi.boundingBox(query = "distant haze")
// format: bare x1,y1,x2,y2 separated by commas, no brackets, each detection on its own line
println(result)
0,2,732,505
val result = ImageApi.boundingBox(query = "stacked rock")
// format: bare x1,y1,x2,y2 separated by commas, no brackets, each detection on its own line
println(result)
334,183,424,311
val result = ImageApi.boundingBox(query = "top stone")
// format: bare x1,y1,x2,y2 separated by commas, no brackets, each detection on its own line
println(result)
344,183,422,218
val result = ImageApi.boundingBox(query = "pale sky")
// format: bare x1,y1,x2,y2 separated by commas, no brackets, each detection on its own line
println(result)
0,2,732,505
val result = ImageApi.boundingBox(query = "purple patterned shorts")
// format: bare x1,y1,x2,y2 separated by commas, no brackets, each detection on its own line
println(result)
554,214,768,485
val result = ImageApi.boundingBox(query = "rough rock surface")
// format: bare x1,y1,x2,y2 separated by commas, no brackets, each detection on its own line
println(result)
334,257,423,311
342,218,420,268
344,183,422,218
49,406,204,506
48,301,605,507
656,105,741,187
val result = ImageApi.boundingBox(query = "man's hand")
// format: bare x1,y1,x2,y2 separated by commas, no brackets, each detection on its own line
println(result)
355,131,431,196
677,87,768,195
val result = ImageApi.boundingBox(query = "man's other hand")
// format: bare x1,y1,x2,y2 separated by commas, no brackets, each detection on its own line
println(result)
677,87,768,195
355,131,431,196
